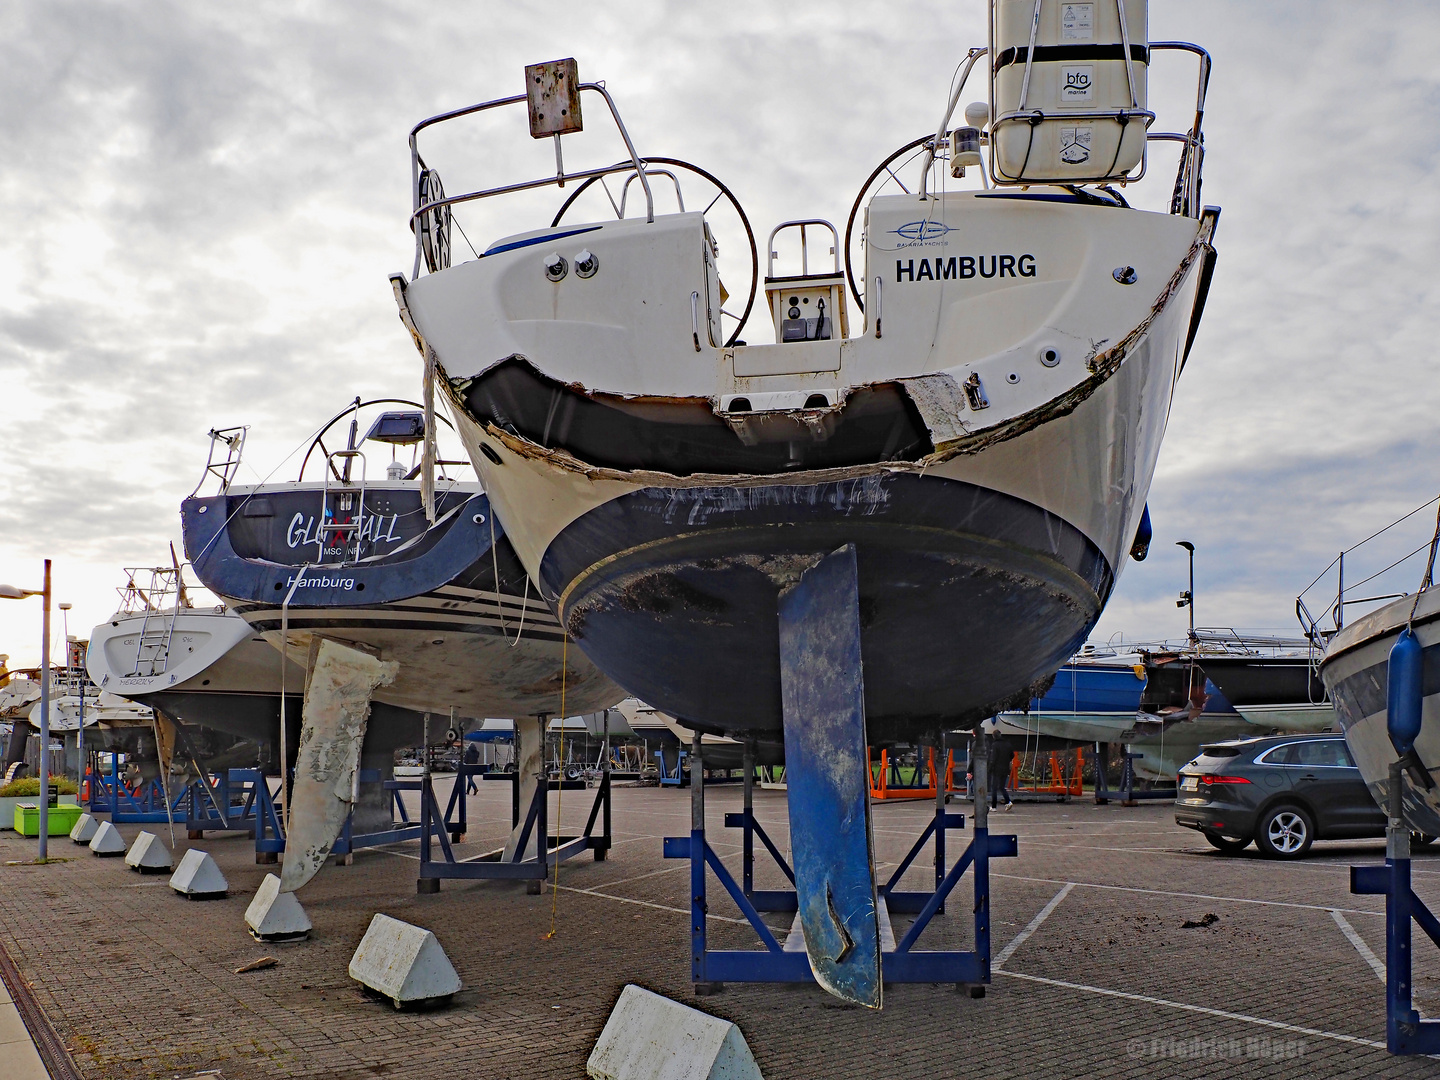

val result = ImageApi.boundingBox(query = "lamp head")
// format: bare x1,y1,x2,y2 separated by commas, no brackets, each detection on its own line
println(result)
58,602,72,611
1175,541,1195,553
0,584,28,600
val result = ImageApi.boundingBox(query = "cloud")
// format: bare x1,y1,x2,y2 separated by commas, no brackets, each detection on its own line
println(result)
2,1,1440,664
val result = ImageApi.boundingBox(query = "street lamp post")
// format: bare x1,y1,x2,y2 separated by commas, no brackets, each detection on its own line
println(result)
0,560,53,859
1176,541,1196,638
59,603,80,800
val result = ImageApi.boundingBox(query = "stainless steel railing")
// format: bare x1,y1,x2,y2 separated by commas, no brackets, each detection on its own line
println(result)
407,83,654,280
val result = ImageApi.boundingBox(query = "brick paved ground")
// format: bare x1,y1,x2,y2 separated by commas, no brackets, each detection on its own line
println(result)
1,779,1439,1079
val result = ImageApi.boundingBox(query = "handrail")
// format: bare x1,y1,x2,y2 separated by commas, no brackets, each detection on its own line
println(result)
766,220,841,278
408,82,653,279
1296,494,1440,643
189,426,248,498
620,169,684,217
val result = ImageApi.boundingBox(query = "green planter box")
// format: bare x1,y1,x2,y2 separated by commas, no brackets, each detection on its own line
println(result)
13,801,83,836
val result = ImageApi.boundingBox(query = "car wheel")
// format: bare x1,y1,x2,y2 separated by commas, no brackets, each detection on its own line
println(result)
1256,804,1314,859
1202,831,1250,854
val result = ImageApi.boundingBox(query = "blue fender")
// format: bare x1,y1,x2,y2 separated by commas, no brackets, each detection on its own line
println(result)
1388,627,1424,756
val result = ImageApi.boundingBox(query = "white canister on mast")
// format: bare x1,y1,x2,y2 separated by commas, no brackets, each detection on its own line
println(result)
990,0,1150,184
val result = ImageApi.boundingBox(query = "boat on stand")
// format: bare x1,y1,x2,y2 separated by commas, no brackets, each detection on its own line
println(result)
390,3,1217,1005
1306,498,1440,836
178,398,622,893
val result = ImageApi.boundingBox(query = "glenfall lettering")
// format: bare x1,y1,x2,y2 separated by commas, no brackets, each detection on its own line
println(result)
895,255,1036,282
286,511,402,549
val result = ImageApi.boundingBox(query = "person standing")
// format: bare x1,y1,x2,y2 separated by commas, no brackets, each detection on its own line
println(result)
463,740,480,794
990,735,1015,810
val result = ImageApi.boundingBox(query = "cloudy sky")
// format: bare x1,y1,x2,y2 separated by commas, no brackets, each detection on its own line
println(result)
2,1,1438,667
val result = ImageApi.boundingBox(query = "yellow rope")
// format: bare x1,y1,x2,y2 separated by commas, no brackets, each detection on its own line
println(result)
544,631,567,940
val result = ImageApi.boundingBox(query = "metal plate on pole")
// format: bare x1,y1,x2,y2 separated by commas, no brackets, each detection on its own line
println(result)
777,543,881,1009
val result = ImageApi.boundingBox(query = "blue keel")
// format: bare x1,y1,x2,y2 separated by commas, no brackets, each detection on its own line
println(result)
777,543,882,1009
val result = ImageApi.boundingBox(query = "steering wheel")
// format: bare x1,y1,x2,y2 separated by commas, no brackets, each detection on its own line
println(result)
298,397,455,482
550,157,759,348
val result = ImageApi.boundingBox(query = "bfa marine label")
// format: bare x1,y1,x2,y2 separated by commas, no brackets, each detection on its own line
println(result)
1059,125,1092,165
895,254,1036,282
1061,66,1094,103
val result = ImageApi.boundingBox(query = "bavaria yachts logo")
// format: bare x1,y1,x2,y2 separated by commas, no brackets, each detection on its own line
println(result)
892,220,953,245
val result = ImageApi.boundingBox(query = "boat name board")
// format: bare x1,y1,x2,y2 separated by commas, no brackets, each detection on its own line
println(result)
894,255,1037,282
286,513,403,550
282,575,358,591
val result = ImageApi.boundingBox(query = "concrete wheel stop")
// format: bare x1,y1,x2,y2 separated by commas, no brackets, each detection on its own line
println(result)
348,913,462,1009
170,849,229,899
244,873,312,941
125,831,173,873
69,812,98,844
88,820,127,857
586,984,764,1080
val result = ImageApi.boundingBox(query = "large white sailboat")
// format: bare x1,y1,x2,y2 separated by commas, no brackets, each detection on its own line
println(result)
389,3,1217,1005
392,27,1214,746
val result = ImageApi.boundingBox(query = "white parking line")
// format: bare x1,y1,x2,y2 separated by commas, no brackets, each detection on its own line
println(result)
995,882,1074,969
553,884,775,927
992,871,1386,919
1331,909,1386,983
996,969,1387,1051
585,864,690,892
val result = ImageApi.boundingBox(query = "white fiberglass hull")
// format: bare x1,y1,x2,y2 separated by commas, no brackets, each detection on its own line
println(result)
1320,589,1440,835
399,192,1215,742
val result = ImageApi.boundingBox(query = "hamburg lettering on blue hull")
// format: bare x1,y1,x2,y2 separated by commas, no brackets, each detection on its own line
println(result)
895,255,1036,281
282,575,357,591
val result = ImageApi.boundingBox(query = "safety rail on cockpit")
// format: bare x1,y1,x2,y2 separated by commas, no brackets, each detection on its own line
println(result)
407,72,654,280
190,426,248,498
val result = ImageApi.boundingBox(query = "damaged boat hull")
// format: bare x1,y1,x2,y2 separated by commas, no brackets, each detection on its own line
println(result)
427,274,1200,741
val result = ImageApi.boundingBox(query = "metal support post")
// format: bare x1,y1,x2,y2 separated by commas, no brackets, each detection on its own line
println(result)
692,734,722,995
1386,760,1417,1046
974,732,989,829
1351,760,1440,1053
38,559,51,859
598,711,611,861
742,741,755,897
